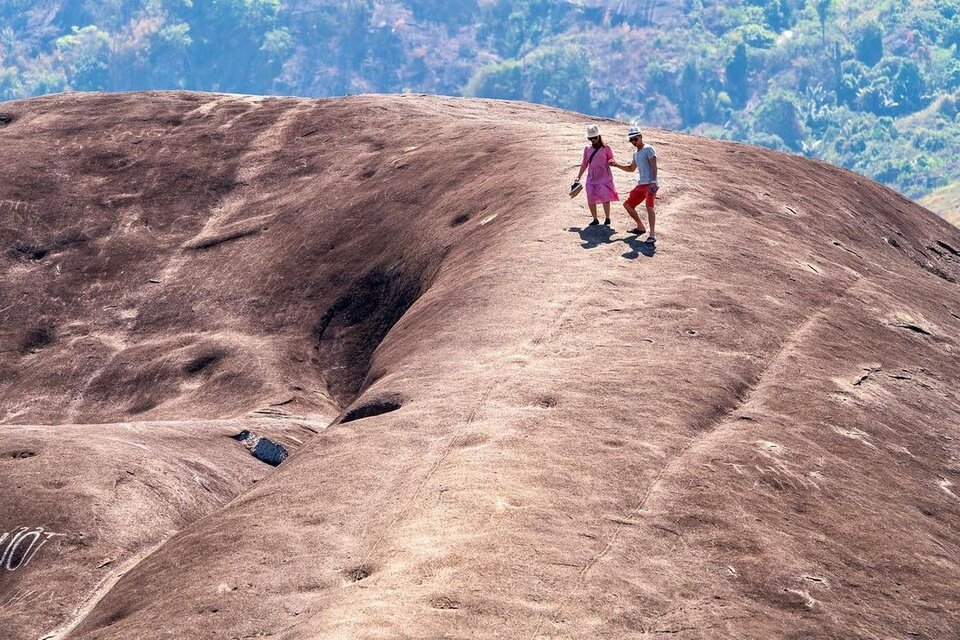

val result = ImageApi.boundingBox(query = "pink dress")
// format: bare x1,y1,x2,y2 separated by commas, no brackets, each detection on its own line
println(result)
581,145,619,205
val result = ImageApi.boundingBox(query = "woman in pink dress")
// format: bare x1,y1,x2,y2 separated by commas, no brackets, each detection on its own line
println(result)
574,124,619,226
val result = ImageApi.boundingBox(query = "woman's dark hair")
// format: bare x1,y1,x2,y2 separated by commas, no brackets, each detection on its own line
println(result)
591,135,604,148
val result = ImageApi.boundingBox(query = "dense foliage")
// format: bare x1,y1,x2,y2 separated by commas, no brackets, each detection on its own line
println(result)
2,0,959,212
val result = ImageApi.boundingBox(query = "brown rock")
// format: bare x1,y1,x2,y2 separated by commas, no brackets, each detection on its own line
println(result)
0,92,958,639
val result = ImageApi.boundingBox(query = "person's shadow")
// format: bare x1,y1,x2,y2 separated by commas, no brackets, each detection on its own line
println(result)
567,226,656,259
568,224,615,249
621,233,657,259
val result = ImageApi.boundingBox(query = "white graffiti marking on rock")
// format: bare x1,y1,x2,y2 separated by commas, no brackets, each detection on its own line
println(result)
0,199,56,233
0,199,40,220
0,527,63,572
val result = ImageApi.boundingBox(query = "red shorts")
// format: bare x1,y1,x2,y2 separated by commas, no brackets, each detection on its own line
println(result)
625,184,657,209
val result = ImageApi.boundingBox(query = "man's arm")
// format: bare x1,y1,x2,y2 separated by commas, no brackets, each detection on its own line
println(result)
649,156,658,191
610,159,637,172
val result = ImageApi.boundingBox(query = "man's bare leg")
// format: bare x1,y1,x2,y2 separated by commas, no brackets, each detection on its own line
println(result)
623,202,645,232
646,206,656,241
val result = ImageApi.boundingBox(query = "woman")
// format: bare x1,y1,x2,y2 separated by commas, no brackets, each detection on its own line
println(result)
574,124,619,226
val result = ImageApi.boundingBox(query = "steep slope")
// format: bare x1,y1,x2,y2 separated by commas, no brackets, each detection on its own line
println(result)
1,92,959,639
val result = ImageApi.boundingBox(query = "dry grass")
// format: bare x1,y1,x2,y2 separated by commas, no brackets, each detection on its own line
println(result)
918,182,960,226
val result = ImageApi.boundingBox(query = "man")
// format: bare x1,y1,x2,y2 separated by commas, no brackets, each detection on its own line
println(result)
610,126,659,243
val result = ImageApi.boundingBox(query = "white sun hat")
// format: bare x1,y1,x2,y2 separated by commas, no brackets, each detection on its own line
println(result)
627,126,642,140
586,124,601,139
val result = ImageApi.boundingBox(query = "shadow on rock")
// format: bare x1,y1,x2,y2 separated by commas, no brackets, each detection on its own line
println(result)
568,225,615,249
621,233,656,259
567,226,656,259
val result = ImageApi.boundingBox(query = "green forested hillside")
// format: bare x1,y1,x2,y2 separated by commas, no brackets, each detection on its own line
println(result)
2,0,959,222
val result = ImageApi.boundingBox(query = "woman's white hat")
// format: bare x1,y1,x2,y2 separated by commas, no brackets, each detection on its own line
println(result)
586,124,601,139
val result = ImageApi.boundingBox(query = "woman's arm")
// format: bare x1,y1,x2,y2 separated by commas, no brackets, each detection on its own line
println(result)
575,148,589,181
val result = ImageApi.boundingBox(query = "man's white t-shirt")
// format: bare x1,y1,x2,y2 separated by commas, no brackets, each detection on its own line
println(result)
633,144,657,185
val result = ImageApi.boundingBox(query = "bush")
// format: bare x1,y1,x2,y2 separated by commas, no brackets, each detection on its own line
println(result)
736,24,777,48
749,131,789,151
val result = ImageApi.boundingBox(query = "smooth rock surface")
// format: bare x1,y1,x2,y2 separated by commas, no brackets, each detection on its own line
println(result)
0,92,958,639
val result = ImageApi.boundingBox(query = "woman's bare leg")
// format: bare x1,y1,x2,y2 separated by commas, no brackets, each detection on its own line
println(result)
588,203,599,223
602,202,611,224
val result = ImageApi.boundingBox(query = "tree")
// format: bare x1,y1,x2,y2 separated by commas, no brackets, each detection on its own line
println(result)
647,61,678,103
0,65,21,100
854,19,884,66
944,16,960,48
838,59,869,107
410,0,478,26
858,75,898,114
260,27,294,79
148,22,192,88
816,0,833,45
678,59,703,126
55,25,112,90
466,44,591,113
726,42,749,108
883,56,929,114
736,24,777,48
465,60,524,100
183,0,285,90
762,0,790,32
753,90,807,149
524,45,592,112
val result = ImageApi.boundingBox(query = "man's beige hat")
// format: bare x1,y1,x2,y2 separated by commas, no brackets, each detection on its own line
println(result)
586,124,601,139
627,126,642,139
